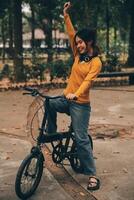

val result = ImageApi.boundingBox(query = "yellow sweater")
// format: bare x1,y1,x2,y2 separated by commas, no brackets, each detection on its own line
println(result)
63,14,102,103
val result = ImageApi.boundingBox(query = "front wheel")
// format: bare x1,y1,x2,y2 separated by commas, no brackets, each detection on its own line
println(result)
15,152,44,199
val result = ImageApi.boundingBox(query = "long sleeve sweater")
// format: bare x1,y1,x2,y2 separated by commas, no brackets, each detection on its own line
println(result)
63,14,102,104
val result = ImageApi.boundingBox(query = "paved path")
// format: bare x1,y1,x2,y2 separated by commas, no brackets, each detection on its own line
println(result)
0,86,134,200
64,139,134,200
0,135,73,200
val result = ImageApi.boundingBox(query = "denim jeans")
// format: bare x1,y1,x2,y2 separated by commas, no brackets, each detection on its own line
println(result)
46,96,96,175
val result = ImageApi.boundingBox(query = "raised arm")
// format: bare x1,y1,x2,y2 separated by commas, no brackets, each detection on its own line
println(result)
63,2,77,56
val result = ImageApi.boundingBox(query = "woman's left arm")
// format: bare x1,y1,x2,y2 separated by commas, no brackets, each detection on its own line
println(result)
74,58,102,98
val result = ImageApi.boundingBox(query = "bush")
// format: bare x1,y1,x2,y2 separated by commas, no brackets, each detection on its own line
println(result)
0,64,13,80
0,57,73,82
102,54,121,72
23,63,47,81
41,57,73,81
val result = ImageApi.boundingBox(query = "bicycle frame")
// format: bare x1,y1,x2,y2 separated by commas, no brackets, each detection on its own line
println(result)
23,86,93,154
38,98,75,163
23,87,74,154
15,87,93,199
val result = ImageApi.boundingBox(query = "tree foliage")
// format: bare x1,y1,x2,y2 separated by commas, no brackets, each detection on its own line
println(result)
0,0,134,82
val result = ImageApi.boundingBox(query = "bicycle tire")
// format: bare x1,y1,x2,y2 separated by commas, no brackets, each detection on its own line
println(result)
52,143,65,164
69,135,93,173
88,134,93,150
69,142,83,173
15,152,44,199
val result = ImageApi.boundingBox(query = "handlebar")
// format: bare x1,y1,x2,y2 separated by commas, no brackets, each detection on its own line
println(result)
23,87,63,99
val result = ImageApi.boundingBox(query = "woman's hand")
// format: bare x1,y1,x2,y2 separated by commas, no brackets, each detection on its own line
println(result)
66,93,77,100
63,2,71,15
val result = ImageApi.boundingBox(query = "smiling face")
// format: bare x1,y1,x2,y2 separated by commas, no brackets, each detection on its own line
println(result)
75,36,87,54
75,36,93,55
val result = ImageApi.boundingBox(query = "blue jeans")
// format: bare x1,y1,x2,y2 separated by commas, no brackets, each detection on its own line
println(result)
46,96,96,175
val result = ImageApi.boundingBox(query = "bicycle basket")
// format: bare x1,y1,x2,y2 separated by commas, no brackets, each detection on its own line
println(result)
27,96,44,142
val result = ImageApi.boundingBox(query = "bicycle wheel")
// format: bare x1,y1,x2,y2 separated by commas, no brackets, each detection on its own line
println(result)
69,135,93,173
88,134,93,150
69,142,83,173
15,152,44,199
52,143,65,164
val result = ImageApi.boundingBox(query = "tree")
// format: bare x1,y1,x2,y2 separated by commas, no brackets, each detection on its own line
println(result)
24,0,58,62
127,0,134,66
12,0,24,81
0,0,10,63
1,17,6,63
41,0,53,62
8,1,14,59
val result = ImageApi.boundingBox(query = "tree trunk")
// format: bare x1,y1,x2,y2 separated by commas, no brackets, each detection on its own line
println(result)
127,0,134,67
1,19,6,64
114,27,117,57
8,1,14,59
86,0,100,28
84,0,91,27
42,0,53,63
45,17,53,63
13,0,24,82
29,3,35,54
106,0,110,57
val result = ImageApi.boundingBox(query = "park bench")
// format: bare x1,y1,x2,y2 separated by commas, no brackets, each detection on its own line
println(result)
98,72,134,85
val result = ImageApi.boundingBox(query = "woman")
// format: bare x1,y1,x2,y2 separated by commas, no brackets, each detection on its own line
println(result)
46,2,102,191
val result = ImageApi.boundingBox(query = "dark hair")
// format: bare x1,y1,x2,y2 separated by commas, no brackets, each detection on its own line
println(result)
74,28,100,57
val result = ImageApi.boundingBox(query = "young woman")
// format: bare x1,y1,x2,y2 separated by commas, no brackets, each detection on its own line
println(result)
46,2,102,190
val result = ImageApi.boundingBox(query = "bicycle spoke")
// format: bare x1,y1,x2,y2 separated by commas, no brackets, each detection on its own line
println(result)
20,157,39,193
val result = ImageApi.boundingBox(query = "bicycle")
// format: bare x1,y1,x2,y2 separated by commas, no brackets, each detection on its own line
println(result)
15,87,93,199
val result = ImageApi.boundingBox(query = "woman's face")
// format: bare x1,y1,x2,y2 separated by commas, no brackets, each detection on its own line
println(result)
75,36,87,54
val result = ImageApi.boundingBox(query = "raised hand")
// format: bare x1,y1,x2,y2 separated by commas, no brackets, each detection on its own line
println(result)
63,2,71,15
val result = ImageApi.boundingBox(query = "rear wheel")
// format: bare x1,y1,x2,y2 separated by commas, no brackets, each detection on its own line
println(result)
69,135,93,173
88,134,93,150
69,142,83,173
52,143,65,164
15,152,44,199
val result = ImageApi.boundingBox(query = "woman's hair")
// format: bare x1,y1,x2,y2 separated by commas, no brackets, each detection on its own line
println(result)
74,28,100,57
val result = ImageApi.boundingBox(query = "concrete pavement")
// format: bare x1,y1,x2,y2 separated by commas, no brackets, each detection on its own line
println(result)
0,135,74,200
64,139,134,200
0,86,134,200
